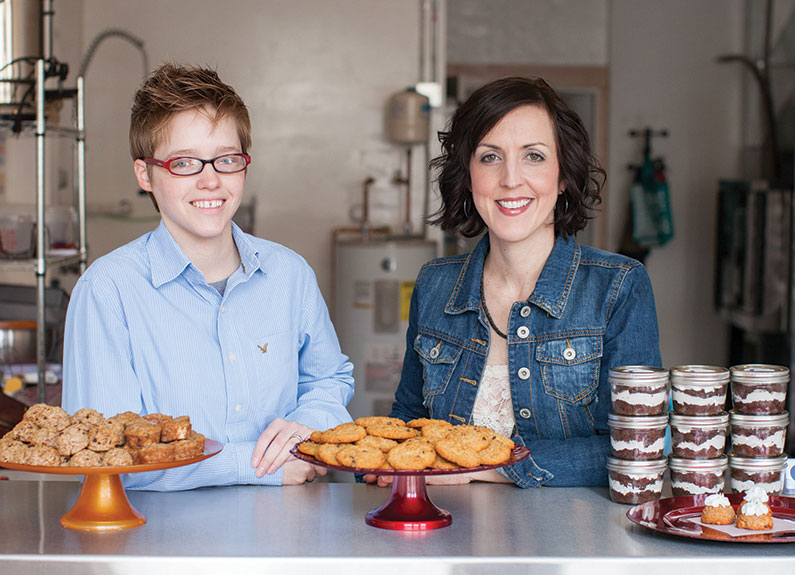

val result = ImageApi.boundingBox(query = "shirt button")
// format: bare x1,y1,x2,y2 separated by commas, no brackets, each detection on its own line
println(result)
516,326,530,338
220,306,226,313
519,408,532,419
234,404,242,413
563,347,576,361
520,306,531,317
229,352,236,361
517,367,530,380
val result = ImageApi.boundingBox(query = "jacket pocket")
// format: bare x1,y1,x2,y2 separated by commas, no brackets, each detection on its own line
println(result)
413,332,462,395
537,335,602,404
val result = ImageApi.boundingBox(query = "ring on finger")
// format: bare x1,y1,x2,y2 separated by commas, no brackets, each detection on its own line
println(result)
289,433,304,442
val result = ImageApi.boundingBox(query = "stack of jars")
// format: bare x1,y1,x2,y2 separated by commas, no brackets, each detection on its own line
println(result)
727,364,790,496
667,365,730,497
605,366,670,504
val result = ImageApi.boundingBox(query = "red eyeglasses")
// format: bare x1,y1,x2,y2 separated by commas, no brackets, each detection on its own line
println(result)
142,153,251,176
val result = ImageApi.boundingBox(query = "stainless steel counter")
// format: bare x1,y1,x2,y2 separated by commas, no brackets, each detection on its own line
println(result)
1,479,793,574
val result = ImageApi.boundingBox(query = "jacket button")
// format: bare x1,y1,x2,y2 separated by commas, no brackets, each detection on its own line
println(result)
517,367,530,380
429,346,440,359
520,306,531,317
519,408,532,419
516,326,530,338
563,346,576,360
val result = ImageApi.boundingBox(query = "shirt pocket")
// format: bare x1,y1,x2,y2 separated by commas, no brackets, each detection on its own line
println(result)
248,330,297,381
413,332,462,396
536,335,602,405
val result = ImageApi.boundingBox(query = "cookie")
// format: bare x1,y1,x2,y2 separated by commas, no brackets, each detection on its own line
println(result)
386,439,436,470
421,423,453,442
87,422,124,452
432,453,460,470
9,420,40,444
319,423,367,444
315,443,342,465
335,444,385,469
297,440,322,457
309,430,324,443
446,425,489,452
356,435,398,453
25,445,63,466
477,441,512,466
354,416,406,428
0,438,29,464
161,415,192,442
72,408,106,428
24,404,73,431
68,449,103,467
172,431,205,460
55,423,90,456
368,423,417,440
124,421,162,448
407,417,450,429
136,442,176,464
102,447,134,467
434,437,481,467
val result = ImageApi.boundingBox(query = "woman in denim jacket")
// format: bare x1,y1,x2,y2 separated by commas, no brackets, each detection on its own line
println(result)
389,77,662,487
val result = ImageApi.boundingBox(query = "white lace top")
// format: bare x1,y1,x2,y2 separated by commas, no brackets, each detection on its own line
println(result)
472,364,515,437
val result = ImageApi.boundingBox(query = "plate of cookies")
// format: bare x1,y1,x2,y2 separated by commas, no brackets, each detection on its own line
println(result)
626,493,795,543
291,416,530,475
0,404,222,531
291,416,530,531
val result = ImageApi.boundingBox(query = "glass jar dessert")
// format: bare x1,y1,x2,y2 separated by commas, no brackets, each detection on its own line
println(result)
609,366,669,416
606,456,667,504
607,413,668,460
669,365,729,415
728,454,787,495
729,411,789,458
729,364,789,414
669,412,728,459
668,455,728,496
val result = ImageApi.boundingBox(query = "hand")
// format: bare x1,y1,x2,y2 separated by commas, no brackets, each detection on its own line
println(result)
251,418,314,477
281,459,328,485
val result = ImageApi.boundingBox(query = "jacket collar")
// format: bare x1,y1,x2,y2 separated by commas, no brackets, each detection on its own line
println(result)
148,221,263,288
446,234,579,319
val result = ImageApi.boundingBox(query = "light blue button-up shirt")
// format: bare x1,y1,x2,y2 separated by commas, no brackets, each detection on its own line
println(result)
62,221,354,490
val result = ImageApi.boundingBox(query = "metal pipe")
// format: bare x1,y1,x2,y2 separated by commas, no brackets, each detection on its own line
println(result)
77,75,86,274
35,58,46,403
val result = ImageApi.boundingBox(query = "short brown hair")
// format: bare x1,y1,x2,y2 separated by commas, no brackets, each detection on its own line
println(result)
129,63,251,161
430,76,604,238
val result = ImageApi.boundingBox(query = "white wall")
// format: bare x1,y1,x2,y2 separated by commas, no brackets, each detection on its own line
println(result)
608,0,743,367
38,0,428,299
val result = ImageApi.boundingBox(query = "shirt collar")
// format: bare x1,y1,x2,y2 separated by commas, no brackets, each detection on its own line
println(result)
446,234,579,319
147,221,263,288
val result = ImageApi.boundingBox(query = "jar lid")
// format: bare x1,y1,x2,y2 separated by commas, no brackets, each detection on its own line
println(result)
608,413,669,429
730,364,790,384
728,410,790,426
668,455,728,471
728,453,788,470
606,456,668,472
608,366,669,384
670,365,730,384
669,412,729,426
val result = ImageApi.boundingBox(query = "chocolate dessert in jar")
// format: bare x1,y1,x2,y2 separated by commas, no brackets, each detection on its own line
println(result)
609,366,669,416
607,413,668,460
669,365,729,415
729,411,789,458
729,364,789,414
606,456,667,504
668,455,728,496
728,454,788,495
669,412,728,459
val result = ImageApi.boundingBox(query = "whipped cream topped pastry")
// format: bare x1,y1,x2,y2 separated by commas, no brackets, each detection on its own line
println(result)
744,485,770,503
700,492,736,525
736,489,774,530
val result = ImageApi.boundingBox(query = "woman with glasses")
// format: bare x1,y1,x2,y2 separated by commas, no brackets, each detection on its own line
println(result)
62,63,354,490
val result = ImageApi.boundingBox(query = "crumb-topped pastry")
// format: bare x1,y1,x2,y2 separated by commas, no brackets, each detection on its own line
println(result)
700,493,736,525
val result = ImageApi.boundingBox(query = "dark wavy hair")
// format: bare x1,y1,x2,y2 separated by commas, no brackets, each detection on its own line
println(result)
430,76,604,238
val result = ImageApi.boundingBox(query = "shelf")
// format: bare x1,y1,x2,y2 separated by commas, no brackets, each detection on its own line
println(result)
0,253,82,272
0,119,82,137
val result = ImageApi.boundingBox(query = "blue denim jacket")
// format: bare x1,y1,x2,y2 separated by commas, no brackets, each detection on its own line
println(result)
391,234,662,487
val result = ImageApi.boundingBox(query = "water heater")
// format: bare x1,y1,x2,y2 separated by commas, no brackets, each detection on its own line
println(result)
334,237,436,418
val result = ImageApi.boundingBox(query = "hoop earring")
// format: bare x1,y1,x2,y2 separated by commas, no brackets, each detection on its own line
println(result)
463,198,471,218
